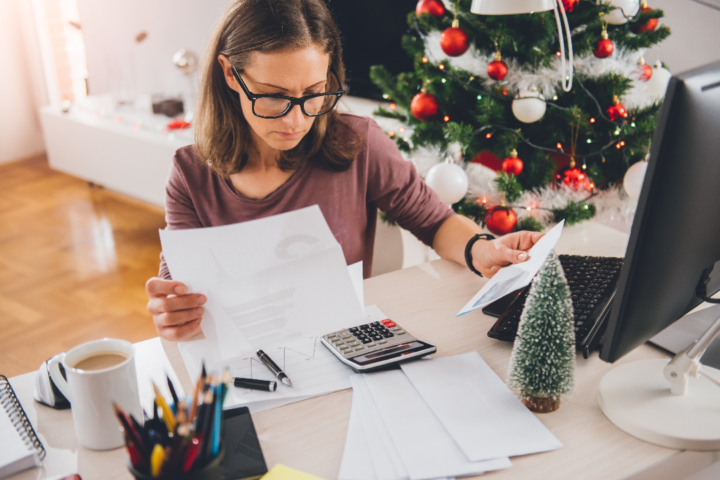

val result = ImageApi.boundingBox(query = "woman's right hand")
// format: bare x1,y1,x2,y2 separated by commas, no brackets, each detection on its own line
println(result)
145,278,206,341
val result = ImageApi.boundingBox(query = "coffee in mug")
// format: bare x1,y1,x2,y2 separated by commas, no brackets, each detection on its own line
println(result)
48,338,142,450
72,352,129,371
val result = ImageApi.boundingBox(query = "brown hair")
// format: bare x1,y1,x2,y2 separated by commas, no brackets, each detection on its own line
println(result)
194,0,360,177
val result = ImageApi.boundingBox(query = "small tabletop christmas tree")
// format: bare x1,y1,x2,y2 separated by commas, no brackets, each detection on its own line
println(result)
508,251,575,413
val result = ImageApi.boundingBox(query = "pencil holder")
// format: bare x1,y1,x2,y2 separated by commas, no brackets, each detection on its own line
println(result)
127,448,224,480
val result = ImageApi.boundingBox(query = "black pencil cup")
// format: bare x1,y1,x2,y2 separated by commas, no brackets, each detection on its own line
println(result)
127,449,224,480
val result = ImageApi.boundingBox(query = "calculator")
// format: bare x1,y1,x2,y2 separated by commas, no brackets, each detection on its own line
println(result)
321,318,436,373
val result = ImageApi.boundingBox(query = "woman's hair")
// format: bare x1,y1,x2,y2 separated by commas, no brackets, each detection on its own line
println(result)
194,0,360,177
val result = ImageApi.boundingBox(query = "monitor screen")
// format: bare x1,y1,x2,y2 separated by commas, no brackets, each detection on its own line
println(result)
600,60,720,363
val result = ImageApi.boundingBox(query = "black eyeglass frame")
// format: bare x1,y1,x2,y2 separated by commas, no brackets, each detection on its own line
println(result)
231,65,345,119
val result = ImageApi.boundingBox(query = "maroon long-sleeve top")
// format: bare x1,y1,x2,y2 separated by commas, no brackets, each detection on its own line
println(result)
159,113,455,279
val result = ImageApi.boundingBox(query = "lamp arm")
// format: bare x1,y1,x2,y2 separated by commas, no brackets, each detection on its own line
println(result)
553,0,574,92
663,312,720,395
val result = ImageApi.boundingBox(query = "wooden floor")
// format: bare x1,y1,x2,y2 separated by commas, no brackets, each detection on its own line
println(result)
0,155,166,377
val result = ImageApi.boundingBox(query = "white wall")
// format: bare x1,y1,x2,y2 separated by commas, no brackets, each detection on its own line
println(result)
77,0,229,99
0,0,46,164
644,0,720,73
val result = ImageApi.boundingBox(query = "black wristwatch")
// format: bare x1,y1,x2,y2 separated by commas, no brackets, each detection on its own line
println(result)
465,233,496,277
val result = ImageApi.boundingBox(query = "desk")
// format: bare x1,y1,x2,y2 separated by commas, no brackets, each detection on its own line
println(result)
5,222,719,479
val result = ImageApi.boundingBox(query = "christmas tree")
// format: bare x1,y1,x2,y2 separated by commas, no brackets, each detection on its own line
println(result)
370,0,670,234
507,251,575,413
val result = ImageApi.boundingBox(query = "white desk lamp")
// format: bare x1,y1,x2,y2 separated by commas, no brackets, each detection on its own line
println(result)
599,314,720,450
470,0,574,92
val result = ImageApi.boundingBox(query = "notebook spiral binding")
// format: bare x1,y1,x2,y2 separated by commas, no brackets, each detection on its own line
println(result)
0,375,46,460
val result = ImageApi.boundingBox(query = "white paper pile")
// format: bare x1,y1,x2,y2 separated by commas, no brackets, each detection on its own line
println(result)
340,352,562,480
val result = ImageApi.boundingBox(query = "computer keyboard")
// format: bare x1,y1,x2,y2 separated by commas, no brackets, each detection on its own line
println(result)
485,255,624,358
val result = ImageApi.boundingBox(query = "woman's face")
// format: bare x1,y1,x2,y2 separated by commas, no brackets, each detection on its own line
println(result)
218,44,330,155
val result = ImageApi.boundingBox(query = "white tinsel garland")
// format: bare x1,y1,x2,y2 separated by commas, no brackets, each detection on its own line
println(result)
422,31,661,110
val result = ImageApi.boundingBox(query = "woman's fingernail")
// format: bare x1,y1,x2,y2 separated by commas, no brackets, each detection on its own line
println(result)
174,286,185,295
195,308,204,316
518,252,528,261
197,295,207,305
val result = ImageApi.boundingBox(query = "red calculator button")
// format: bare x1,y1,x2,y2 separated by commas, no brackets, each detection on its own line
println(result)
381,319,393,325
385,321,397,328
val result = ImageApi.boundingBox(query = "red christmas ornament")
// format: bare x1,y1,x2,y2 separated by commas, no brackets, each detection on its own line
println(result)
167,119,191,130
638,57,653,81
606,96,627,121
487,52,508,81
635,1,658,33
440,20,470,57
501,149,523,175
561,160,590,190
561,0,579,12
593,30,614,59
416,0,445,18
411,92,440,121
485,206,517,236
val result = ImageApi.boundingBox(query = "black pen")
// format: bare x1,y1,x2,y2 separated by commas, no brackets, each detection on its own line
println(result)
256,349,293,388
234,377,277,392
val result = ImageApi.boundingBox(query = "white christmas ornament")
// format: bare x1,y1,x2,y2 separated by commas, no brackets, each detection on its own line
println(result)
645,61,672,97
512,89,546,123
425,162,469,204
605,0,640,25
623,160,648,200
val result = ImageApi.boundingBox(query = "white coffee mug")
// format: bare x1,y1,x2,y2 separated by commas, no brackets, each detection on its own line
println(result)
47,338,142,450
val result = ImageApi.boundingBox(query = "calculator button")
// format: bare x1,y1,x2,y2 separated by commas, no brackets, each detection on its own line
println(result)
390,327,402,332
349,327,359,333
360,338,372,344
339,332,352,339
396,331,406,335
382,332,394,338
372,322,382,328
354,346,365,351
340,345,351,351
360,324,372,331
381,319,393,325
384,321,397,328
379,340,388,344
371,335,383,341
348,340,360,346
367,343,377,348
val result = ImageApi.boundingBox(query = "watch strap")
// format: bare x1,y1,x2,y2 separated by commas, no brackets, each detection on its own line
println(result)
465,233,496,277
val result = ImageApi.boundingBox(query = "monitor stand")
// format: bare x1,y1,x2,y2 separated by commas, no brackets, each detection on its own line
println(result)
598,312,720,450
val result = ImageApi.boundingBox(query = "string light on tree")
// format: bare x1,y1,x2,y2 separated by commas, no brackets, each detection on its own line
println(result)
416,0,445,18
512,89,546,123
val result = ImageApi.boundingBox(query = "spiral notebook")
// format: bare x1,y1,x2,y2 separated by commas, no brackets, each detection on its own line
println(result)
0,375,45,479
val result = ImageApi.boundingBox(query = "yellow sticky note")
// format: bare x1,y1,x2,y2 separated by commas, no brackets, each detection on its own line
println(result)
261,464,326,480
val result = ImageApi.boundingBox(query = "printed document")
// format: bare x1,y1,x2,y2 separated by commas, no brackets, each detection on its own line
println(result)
456,220,565,316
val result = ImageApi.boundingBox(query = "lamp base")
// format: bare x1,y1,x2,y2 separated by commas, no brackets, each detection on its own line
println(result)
598,359,720,450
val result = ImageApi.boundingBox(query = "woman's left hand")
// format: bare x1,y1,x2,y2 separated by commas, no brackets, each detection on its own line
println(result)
471,231,545,278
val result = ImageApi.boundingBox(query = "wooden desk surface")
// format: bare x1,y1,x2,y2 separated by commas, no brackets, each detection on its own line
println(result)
6,222,697,480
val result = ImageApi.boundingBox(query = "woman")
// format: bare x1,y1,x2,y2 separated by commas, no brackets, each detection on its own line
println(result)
146,0,543,341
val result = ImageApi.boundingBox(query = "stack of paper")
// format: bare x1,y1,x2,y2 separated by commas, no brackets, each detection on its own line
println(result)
339,352,562,480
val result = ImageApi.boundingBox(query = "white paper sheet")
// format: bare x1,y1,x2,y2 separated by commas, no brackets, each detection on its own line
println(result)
456,220,565,316
339,377,379,480
401,352,563,462
178,305,391,412
363,370,512,480
160,206,366,360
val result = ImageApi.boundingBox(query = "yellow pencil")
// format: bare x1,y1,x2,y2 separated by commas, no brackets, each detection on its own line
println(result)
152,383,176,433
150,443,165,478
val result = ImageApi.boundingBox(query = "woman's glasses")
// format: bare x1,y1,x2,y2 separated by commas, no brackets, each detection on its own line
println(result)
231,66,345,119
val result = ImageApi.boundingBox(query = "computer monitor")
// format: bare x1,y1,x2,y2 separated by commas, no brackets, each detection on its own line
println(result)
597,60,720,450
601,60,720,363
